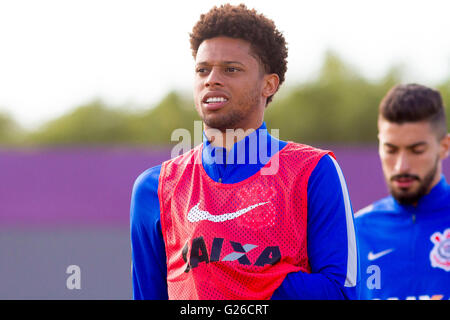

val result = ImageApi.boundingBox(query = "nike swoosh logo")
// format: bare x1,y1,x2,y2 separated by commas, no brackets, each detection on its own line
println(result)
368,248,394,261
187,201,269,223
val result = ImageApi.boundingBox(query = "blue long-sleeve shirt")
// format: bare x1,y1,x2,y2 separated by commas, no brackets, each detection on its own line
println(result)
355,175,450,300
130,123,358,299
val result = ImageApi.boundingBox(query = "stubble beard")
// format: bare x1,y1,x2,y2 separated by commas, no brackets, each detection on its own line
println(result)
202,108,246,132
388,157,439,205
198,89,261,132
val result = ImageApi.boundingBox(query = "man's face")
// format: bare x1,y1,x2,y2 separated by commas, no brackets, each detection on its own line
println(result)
378,117,449,205
193,37,277,132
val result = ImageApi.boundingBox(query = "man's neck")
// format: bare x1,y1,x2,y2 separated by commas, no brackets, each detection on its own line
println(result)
204,124,262,151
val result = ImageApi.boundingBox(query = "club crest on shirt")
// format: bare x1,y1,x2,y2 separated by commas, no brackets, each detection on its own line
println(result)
429,228,450,272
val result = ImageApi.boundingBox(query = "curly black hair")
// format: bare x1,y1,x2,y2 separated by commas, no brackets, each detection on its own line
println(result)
190,3,288,103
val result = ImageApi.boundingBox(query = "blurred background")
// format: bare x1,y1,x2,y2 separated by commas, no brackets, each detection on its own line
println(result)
1,0,450,299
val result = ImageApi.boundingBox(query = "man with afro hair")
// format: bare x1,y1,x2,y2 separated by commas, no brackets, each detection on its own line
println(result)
130,3,358,300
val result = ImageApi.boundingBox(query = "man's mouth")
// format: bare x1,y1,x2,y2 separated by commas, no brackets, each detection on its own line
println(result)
202,94,229,110
205,97,228,104
391,174,419,189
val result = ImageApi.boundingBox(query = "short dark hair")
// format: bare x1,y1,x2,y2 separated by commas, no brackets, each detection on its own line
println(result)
189,3,288,104
379,83,447,139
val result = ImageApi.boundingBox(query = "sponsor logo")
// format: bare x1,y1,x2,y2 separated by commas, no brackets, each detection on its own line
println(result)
384,294,446,300
367,248,394,261
182,236,281,273
429,228,450,272
187,201,269,223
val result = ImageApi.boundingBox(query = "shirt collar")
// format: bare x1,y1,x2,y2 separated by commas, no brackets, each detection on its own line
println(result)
202,122,269,165
202,122,267,145
201,122,284,182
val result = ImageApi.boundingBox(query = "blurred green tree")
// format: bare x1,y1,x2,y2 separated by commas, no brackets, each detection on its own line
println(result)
126,91,199,145
265,51,402,144
437,78,450,129
0,111,24,146
5,52,450,146
26,99,134,146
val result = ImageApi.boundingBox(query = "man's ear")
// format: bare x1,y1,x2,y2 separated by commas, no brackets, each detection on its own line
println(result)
262,73,280,104
439,133,450,160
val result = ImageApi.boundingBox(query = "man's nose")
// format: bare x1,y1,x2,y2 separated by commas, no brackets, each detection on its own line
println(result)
394,152,410,173
205,67,223,88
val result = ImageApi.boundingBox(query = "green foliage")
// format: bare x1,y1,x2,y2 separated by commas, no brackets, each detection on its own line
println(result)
436,78,450,130
265,51,402,144
26,100,134,146
25,93,201,146
4,52,450,146
0,111,24,145
125,91,200,145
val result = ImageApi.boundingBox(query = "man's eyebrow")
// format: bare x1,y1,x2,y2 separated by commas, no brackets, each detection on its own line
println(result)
383,142,427,148
406,141,427,149
196,61,245,66
383,142,398,149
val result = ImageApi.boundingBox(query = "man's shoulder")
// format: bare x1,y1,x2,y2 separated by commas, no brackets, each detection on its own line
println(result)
132,164,162,195
281,142,334,165
354,196,395,220
130,164,163,227
283,141,331,154
161,144,203,168
136,145,203,188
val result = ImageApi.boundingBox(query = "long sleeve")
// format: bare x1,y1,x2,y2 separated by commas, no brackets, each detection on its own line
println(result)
130,165,168,300
271,155,359,299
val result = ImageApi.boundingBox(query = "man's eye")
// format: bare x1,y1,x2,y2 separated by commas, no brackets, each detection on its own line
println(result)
385,147,397,154
196,68,209,74
225,67,240,72
411,148,425,154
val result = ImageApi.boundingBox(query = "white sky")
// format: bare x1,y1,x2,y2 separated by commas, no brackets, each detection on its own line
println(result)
1,0,450,129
